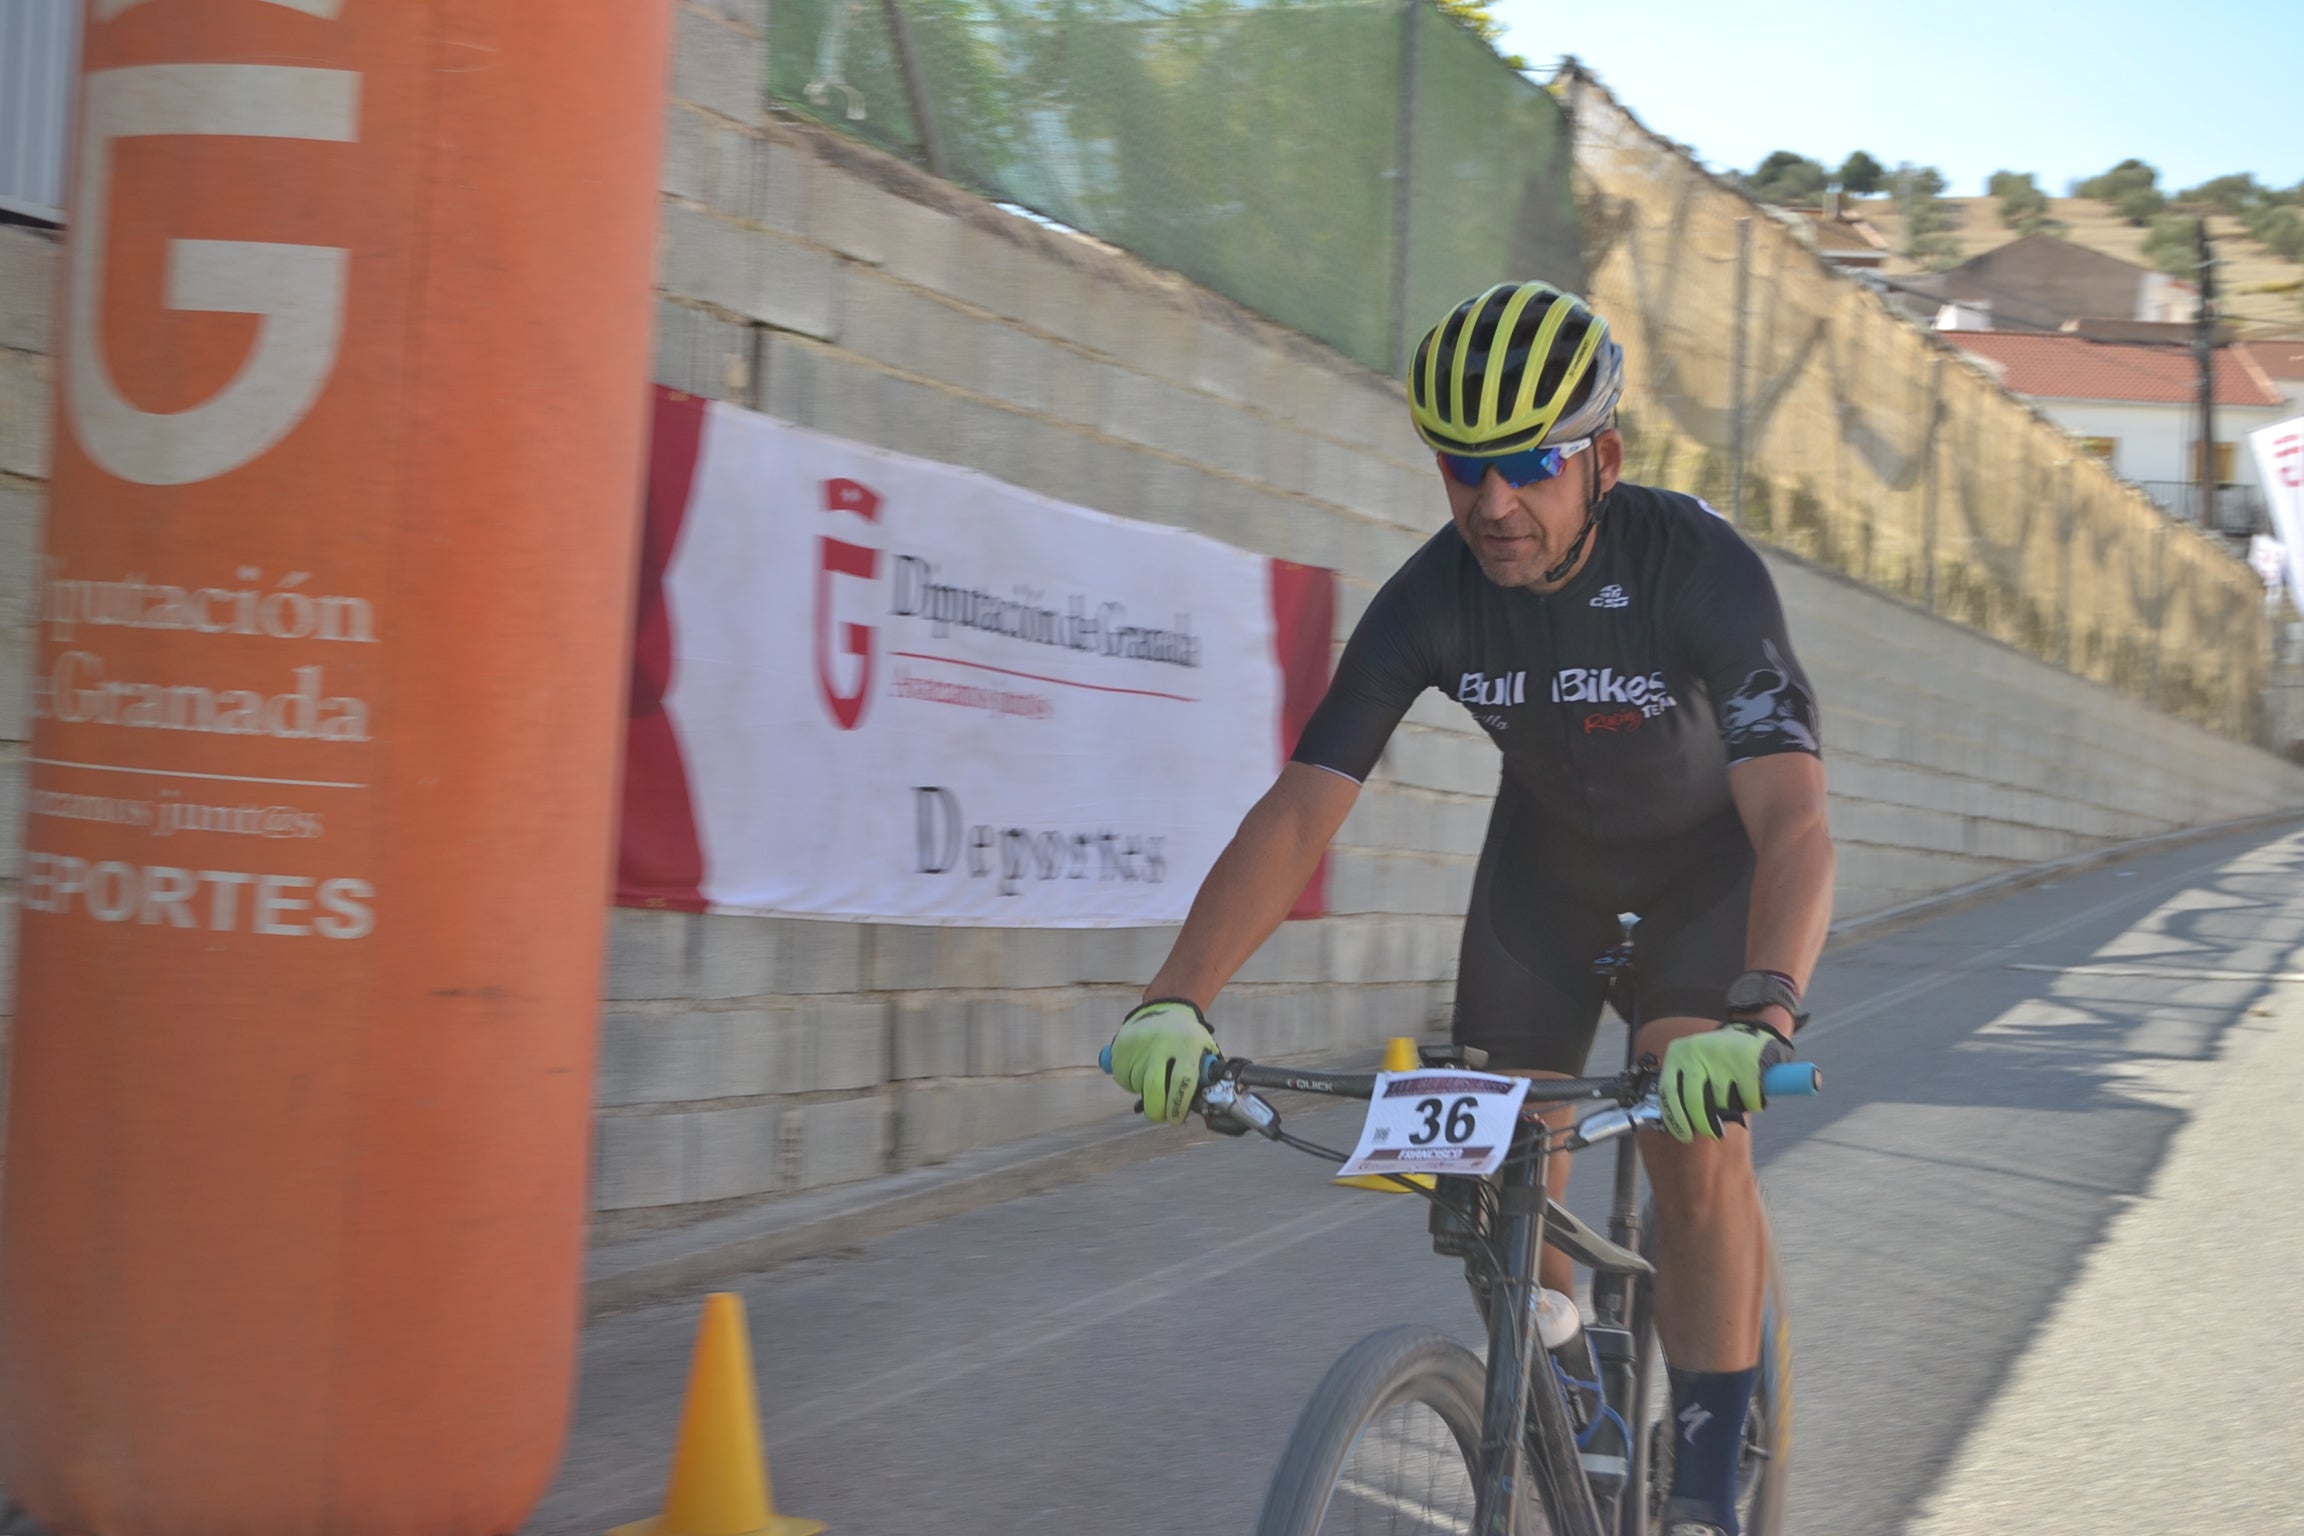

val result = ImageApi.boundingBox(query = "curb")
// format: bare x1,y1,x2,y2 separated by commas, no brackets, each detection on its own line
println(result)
586,1102,1224,1315
1824,807,2304,948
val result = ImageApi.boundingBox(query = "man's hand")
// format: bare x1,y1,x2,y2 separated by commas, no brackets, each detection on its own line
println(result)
1108,1000,1218,1125
1660,1022,1792,1143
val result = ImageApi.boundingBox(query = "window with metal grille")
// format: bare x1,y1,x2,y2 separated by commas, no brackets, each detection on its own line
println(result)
1,0,80,226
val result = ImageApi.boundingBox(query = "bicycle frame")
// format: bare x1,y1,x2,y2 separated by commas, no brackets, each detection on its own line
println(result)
1484,1115,1602,1534
1591,917,1658,1536
1201,918,1816,1535
1225,1061,1655,1536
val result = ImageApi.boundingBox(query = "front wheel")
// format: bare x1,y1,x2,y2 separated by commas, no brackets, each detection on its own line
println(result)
1256,1325,1489,1536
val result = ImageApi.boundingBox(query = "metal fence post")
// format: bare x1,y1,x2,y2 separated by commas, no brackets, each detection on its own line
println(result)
1922,360,1942,611
1389,0,1422,377
882,0,947,178
1728,215,1751,525
2057,459,2075,668
2151,518,2169,707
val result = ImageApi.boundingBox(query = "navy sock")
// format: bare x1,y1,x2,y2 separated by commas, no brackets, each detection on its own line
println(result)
1665,1364,1758,1533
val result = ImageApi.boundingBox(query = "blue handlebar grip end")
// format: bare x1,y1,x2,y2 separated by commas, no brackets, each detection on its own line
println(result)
1763,1062,1821,1097
1099,1043,1113,1075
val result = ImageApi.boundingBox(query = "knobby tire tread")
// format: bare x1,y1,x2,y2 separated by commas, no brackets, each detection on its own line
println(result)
1255,1325,1487,1536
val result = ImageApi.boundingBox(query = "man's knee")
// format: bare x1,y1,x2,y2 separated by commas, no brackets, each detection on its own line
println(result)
1642,1122,1756,1215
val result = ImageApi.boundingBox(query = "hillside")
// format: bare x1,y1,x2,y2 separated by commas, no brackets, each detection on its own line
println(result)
1851,196,2304,338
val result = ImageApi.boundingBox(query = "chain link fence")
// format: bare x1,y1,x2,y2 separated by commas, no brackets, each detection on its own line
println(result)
766,0,1580,376
1569,68,2270,742
755,12,2274,742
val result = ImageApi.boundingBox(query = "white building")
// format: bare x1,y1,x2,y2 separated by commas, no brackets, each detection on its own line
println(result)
2242,340,2304,411
1945,330,2289,531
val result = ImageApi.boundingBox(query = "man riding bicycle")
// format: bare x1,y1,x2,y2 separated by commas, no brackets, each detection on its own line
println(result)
1107,281,1834,1536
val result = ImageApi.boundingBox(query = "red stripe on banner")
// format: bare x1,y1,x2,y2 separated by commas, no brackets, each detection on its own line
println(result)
1269,558,1337,920
891,651,1200,702
616,389,711,911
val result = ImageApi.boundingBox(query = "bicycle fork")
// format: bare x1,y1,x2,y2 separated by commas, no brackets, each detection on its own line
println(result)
1474,1141,1607,1536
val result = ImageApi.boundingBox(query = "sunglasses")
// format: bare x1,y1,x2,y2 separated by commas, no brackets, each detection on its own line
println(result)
1440,437,1593,489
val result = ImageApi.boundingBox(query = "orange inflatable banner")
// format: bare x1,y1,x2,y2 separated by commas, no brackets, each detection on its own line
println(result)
3,0,668,1530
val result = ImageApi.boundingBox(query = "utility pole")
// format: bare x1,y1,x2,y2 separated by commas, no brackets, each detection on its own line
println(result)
1729,215,1752,524
2194,218,2218,532
1388,0,1423,377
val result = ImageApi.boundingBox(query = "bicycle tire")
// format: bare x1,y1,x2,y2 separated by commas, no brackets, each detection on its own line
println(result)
1255,1325,1490,1536
1632,1200,1793,1536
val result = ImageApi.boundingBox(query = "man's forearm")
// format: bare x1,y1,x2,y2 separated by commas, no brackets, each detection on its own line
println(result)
1744,814,1834,1021
1143,763,1357,1011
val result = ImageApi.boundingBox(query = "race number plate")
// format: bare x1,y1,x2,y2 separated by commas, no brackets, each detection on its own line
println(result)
1334,1070,1532,1179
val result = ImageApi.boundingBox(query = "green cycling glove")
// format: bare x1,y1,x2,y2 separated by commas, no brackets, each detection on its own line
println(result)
1108,999,1218,1125
1660,1021,1792,1143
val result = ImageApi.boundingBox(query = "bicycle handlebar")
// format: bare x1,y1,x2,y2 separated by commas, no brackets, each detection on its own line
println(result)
1098,1044,1821,1103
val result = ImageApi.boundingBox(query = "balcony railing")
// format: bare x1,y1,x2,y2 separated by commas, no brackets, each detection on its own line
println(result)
2134,480,2267,537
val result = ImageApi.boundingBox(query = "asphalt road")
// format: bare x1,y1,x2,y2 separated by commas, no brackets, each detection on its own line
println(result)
530,821,2304,1536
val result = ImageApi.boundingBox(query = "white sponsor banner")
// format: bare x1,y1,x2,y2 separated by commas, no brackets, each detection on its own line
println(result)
2249,417,2304,606
2250,534,2286,599
639,400,1316,926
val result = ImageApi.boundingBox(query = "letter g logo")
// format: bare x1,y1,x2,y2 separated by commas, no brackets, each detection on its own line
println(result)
67,62,360,486
815,478,881,730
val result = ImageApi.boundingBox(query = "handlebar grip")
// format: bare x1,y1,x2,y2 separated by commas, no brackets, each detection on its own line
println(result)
1763,1062,1821,1098
1098,1044,1224,1076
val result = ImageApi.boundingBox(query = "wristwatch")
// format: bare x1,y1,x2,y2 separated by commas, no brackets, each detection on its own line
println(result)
1723,969,1808,1037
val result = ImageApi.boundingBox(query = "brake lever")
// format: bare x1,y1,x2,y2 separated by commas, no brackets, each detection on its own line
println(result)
1201,1079,1282,1140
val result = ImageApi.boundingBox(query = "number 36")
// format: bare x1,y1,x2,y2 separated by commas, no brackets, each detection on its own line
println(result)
1408,1095,1478,1145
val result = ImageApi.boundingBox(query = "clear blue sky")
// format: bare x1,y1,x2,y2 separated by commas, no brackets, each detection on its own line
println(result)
1488,0,2304,197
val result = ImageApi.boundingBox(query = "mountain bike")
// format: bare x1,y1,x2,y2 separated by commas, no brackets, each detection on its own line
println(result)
1106,917,1813,1535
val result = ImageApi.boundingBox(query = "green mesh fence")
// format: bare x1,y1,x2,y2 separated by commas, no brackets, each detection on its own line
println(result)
766,0,1580,376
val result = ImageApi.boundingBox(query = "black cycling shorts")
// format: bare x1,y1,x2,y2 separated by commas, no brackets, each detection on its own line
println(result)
1453,788,1753,1074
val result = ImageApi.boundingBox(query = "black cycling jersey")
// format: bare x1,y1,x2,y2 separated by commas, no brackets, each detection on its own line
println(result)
1292,481,1820,843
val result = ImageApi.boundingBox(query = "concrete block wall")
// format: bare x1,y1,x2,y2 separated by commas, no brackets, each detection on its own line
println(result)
1784,554,2304,917
6,13,2304,1226
0,224,57,1043
604,4,1474,1227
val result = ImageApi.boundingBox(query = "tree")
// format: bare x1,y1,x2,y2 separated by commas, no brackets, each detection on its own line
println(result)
2249,204,2304,263
2141,213,2204,278
1894,162,1962,270
2179,173,2262,216
2076,158,2164,224
1743,149,1828,207
1836,150,1885,195
1432,0,1529,69
1988,170,2055,234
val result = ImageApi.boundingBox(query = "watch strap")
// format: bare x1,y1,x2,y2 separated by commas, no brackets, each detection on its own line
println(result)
1724,968,1808,1033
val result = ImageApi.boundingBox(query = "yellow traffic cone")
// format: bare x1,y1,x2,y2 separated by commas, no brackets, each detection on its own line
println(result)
1334,1036,1437,1192
610,1292,825,1536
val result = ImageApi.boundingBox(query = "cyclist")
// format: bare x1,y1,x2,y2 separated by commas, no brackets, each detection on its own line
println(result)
1107,281,1833,1536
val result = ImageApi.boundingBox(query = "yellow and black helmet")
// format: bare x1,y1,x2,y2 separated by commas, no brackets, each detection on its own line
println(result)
1407,282,1624,457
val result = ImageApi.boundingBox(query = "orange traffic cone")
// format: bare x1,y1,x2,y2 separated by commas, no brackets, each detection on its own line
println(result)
1334,1037,1437,1192
610,1292,825,1536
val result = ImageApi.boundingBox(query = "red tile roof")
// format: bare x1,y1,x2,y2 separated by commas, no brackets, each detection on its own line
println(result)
2242,339,2304,381
1946,331,2285,407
